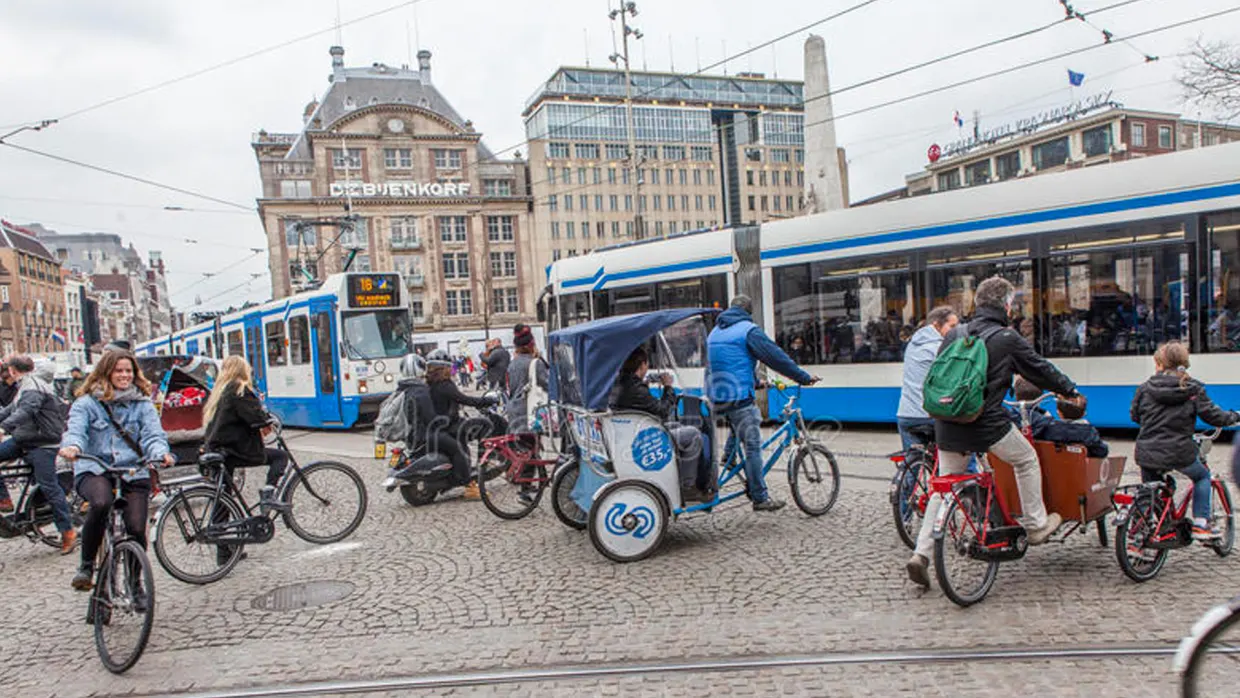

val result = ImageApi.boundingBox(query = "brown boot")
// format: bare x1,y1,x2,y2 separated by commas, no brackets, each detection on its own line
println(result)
462,481,481,500
60,529,79,556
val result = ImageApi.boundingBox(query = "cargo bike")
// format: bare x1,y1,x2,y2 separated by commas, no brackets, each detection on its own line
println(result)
545,308,841,563
931,392,1127,607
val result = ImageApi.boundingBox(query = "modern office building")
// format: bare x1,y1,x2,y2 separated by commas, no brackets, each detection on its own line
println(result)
523,66,848,271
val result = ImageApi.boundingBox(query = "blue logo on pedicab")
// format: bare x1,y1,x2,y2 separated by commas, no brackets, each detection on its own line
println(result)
604,502,657,538
631,427,673,471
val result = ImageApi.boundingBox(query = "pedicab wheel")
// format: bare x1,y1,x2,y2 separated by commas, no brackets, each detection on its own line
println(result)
891,460,927,551
551,457,588,531
933,487,999,607
400,484,437,507
93,540,155,674
789,443,840,516
588,480,668,563
1115,492,1168,582
1210,481,1234,558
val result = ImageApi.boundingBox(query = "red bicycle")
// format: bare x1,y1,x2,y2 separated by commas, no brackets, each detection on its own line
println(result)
1112,428,1234,583
476,433,563,520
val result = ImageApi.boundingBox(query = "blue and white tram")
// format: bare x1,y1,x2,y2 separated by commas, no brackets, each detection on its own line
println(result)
546,141,1240,428
137,272,412,429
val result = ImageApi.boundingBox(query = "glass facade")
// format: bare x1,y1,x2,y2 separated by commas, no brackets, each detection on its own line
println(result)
527,68,802,111
527,102,804,146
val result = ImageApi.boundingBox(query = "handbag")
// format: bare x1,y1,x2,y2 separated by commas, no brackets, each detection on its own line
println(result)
527,357,549,433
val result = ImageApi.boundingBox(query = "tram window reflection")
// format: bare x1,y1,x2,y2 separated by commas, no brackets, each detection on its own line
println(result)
265,320,287,366
1207,210,1240,353
1045,224,1188,358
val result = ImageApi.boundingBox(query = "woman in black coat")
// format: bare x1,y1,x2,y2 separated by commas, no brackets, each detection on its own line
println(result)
203,356,287,502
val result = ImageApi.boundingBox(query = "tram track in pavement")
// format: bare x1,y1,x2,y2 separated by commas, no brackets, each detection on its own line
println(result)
107,642,1181,697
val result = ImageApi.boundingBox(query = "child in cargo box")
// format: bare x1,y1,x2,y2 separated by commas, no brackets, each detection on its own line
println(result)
1007,376,1108,457
1131,341,1240,540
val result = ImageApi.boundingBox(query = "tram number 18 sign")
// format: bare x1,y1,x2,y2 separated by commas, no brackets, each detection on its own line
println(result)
347,274,400,308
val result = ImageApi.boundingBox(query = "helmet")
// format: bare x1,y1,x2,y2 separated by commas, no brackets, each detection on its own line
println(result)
399,353,426,379
426,348,452,366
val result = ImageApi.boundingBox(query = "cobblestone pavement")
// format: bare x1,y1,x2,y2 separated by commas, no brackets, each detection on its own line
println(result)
0,427,1236,697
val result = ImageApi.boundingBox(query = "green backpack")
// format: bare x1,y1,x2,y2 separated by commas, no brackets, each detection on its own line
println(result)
922,324,1002,423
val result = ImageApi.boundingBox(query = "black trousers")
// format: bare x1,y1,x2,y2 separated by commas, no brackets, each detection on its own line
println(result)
429,416,504,485
77,474,151,565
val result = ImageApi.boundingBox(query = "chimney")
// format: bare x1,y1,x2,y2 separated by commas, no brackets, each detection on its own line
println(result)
329,46,345,80
802,34,845,213
417,49,432,84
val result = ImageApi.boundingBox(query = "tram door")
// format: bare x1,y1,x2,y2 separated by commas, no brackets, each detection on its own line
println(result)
243,315,267,396
310,302,342,424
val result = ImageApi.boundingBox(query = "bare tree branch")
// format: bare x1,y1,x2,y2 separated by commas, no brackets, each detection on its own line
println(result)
1179,38,1240,120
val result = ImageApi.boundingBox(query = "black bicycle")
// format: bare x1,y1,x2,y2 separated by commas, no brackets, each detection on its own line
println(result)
152,424,367,585
0,457,83,548
75,454,157,674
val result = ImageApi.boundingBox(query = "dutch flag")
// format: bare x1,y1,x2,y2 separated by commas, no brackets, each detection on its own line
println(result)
51,329,66,346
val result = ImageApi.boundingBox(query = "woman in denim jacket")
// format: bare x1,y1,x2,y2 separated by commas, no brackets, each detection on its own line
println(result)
58,350,173,591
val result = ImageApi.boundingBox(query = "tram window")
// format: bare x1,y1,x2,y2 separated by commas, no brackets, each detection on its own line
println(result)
927,241,1032,318
1207,210,1240,353
288,316,311,365
611,285,655,314
265,320,287,366
657,279,705,309
227,330,244,357
1044,222,1187,357
204,337,213,357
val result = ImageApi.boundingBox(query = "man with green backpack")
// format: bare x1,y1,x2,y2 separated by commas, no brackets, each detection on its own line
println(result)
907,276,1085,589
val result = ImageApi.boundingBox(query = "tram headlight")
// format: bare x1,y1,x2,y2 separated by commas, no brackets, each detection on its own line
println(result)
358,380,369,394
385,374,394,383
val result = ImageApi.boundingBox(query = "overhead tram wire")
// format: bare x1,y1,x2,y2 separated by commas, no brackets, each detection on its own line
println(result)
0,141,255,212
508,0,1154,201
478,0,890,165
523,5,1239,212
0,212,263,253
0,195,255,215
169,249,267,298
0,0,437,130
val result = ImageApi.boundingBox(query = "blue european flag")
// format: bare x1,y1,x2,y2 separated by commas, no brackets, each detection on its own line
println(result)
1067,69,1085,87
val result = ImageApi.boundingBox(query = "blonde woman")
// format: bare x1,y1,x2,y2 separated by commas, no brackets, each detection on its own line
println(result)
203,356,286,504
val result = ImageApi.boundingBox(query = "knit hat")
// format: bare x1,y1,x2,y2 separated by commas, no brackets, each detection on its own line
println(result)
513,324,534,348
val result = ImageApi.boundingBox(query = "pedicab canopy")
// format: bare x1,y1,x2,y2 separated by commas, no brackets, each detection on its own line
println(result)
548,308,720,412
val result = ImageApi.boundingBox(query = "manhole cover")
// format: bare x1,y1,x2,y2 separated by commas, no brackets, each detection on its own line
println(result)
251,580,355,612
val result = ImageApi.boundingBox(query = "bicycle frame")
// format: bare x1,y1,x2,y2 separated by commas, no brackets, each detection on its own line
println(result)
708,385,809,514
477,433,561,487
1120,468,1231,546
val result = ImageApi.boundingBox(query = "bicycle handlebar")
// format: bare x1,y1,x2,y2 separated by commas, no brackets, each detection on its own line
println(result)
59,452,166,473
1195,427,1223,441
1002,391,1057,409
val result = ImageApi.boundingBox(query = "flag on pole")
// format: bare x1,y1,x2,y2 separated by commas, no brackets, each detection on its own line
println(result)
51,329,66,346
953,110,964,128
1067,69,1085,87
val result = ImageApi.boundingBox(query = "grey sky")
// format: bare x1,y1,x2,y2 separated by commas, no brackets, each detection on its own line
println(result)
0,0,1235,312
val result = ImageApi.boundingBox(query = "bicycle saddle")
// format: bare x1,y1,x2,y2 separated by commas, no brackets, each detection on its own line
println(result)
198,452,226,467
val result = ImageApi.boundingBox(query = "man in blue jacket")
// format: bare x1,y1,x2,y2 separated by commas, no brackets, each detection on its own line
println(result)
707,296,818,511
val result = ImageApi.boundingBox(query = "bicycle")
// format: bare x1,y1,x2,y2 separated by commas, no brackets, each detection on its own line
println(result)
889,425,938,550
1174,593,1240,697
1112,428,1234,583
0,457,83,548
151,423,368,585
717,382,840,516
477,405,582,521
74,454,157,674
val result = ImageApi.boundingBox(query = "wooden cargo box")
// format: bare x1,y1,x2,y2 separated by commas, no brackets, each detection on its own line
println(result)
991,441,1126,522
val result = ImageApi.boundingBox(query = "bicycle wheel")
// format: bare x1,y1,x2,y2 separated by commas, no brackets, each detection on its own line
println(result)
282,461,368,544
789,443,840,516
933,487,999,607
153,488,246,585
1210,480,1234,558
24,490,62,548
1179,599,1240,698
891,460,928,550
551,457,588,531
93,540,155,674
1115,492,1168,582
478,448,546,520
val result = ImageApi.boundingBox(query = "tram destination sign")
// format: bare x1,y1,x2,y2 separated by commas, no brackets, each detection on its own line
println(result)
329,181,473,198
347,274,400,308
937,90,1116,160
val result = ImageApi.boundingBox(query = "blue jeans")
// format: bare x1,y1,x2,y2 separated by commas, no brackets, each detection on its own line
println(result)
721,403,769,502
897,417,935,451
0,440,72,532
1142,459,1212,521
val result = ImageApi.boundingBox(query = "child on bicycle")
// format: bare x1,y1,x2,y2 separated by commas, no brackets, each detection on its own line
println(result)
1131,341,1239,540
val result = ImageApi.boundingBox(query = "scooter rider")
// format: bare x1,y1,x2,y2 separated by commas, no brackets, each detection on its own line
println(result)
425,350,502,500
395,354,436,453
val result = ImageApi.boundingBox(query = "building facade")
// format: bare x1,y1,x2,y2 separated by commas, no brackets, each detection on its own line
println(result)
252,47,537,332
905,99,1240,196
523,67,848,272
62,271,88,366
34,228,174,342
0,221,67,357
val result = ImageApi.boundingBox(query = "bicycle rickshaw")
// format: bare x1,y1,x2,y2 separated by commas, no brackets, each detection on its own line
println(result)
546,307,841,563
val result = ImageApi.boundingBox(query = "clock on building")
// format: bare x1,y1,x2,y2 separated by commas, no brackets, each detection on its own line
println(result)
387,118,405,134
